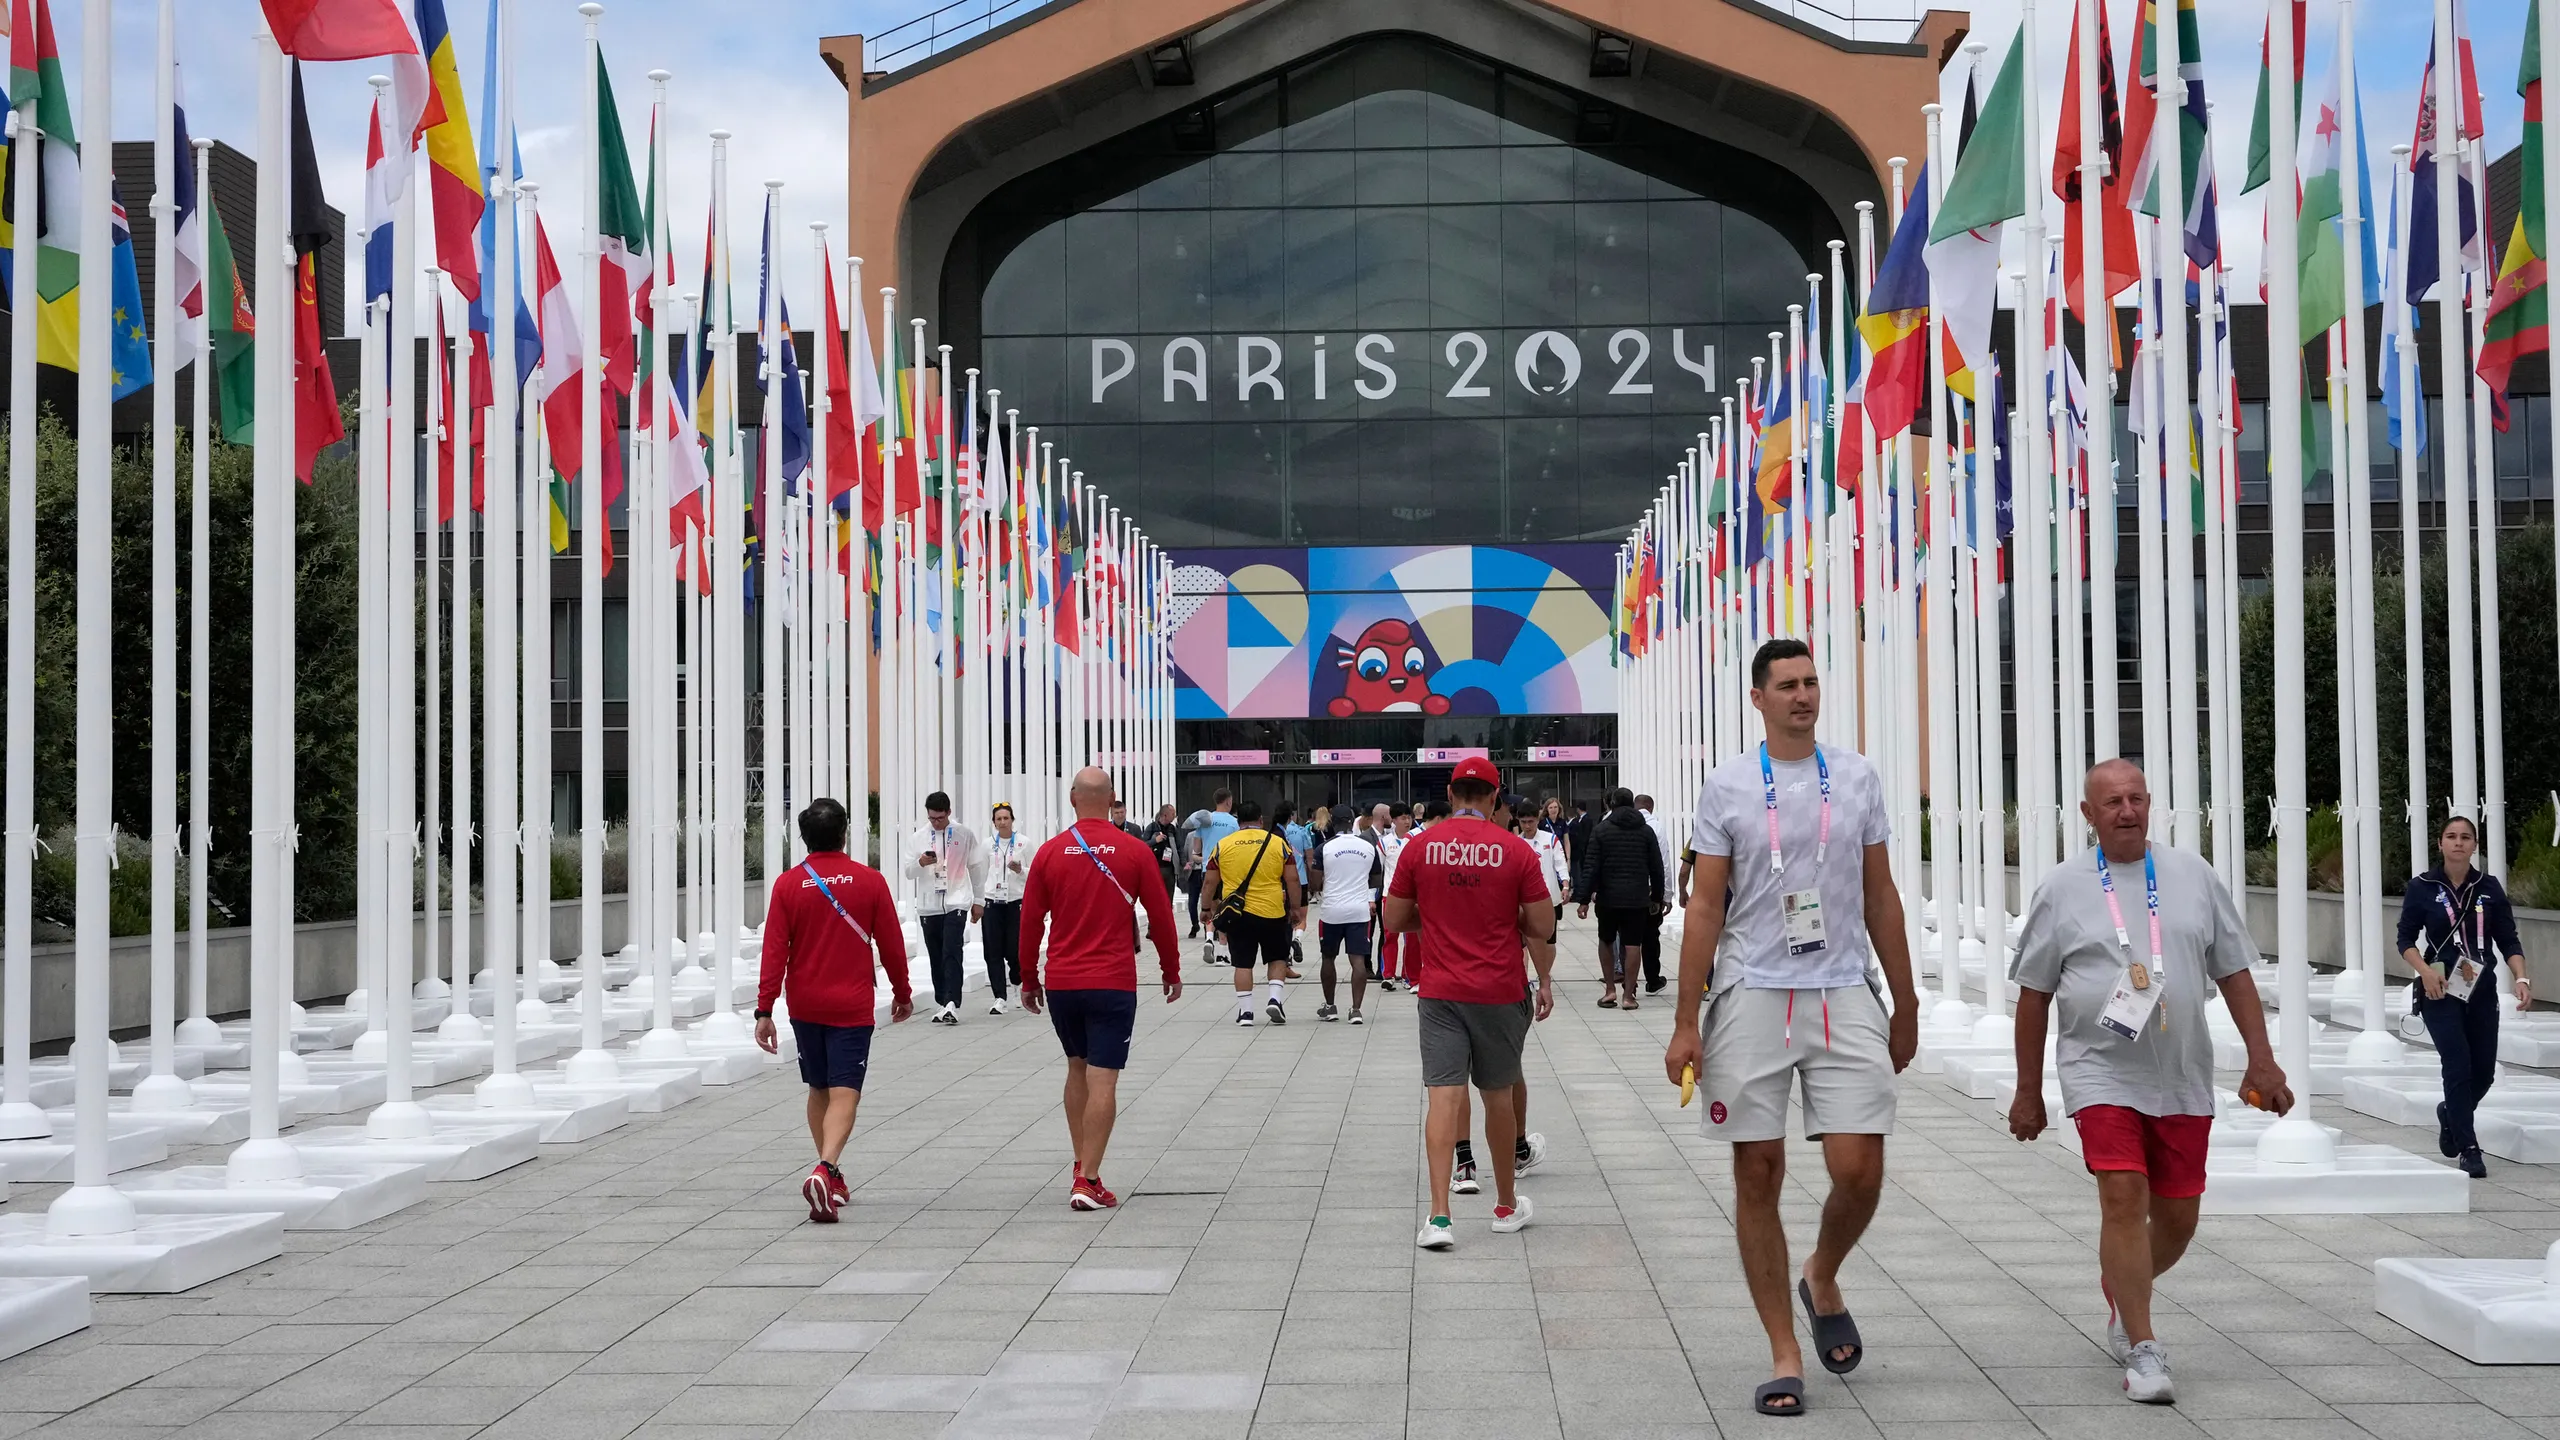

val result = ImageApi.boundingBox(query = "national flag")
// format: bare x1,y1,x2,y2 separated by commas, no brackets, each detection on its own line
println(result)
594,49,646,395
821,252,871,507
1858,160,1931,438
2406,1,2487,304
262,0,433,157
362,93,395,305
2135,0,2219,269
468,0,538,381
435,294,456,523
2480,0,2549,415
2244,1,2306,194
170,64,203,322
2383,172,2428,455
2298,50,2348,344
414,0,481,301
1927,39,2019,398
1052,488,1083,653
3,0,78,371
290,63,342,483
105,181,149,401
2054,0,2140,326
754,193,810,487
531,214,584,552
203,186,255,442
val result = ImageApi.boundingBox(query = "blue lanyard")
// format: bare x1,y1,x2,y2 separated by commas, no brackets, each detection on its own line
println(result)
801,862,873,946
2092,846,2159,967
1758,744,1830,877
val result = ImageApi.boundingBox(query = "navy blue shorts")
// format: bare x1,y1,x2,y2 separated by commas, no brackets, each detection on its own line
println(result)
1046,988,1138,1070
792,1019,875,1091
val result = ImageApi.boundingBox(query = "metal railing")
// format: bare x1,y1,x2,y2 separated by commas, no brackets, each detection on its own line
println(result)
866,0,1058,75
863,0,1928,76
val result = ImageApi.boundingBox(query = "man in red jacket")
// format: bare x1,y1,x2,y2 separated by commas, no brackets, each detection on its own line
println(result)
1020,767,1183,1211
756,798,913,1223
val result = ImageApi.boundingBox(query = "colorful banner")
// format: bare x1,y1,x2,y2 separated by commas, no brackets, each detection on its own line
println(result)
1168,544,1617,720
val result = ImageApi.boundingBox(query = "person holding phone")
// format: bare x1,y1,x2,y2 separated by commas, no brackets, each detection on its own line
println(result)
902,791,985,1024
2398,812,2532,1180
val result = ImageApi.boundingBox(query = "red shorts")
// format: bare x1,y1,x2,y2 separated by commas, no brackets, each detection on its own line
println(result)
2072,1106,2212,1199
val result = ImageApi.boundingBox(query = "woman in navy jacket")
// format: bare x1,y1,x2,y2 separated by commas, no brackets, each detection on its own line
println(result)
2396,813,2534,1178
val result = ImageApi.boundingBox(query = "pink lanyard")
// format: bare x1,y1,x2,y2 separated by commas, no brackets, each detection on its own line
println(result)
2094,846,2161,970
2434,879,2485,963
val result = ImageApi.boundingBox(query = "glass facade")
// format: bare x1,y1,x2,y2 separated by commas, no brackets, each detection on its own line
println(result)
961,35,1842,549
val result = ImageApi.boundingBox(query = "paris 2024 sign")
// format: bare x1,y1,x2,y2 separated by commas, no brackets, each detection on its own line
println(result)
1166,545,1618,720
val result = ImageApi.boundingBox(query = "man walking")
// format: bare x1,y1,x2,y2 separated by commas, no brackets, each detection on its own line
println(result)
903,791,985,1024
1020,768,1183,1211
1385,758,1556,1250
1191,790,1240,963
1310,813,1382,1023
1206,800,1302,1024
2008,759,2291,1406
1574,787,1667,1010
1376,805,1415,991
1663,638,1918,1417
756,799,913,1224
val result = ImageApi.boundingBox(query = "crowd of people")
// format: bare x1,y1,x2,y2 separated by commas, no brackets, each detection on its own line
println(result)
747,635,2533,1417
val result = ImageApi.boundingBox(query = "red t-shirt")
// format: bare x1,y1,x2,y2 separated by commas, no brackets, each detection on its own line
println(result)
1020,819,1182,993
1387,816,1547,1005
758,853,912,1026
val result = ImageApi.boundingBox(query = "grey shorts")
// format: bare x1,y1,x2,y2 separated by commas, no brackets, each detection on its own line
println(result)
1699,981,1897,1142
1418,996,1532,1090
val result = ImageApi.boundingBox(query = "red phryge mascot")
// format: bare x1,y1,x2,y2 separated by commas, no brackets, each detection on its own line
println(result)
1328,618,1452,716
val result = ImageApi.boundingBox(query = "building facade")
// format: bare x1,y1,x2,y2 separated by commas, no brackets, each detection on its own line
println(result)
825,0,1964,813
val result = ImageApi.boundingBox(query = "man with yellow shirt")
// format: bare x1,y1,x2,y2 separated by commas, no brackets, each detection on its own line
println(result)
1206,800,1305,1026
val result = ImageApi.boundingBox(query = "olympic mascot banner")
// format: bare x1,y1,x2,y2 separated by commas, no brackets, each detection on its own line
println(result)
1167,545,1617,719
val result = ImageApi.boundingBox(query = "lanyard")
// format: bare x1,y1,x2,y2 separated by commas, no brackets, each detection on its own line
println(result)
2435,877,2486,961
1069,823,1135,906
2093,846,2160,970
801,862,873,946
1758,744,1830,878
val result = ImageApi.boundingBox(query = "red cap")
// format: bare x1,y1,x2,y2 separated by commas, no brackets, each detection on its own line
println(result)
1452,756,1501,788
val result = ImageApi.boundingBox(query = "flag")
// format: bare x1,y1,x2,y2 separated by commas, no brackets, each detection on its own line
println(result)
435,295,455,523
170,64,203,323
2055,0,2140,326
262,0,432,159
1053,490,1083,652
362,93,395,305
1858,160,1931,438
1755,360,1795,508
2136,0,2219,269
3,0,78,371
594,50,646,396
821,253,869,506
755,193,810,487
2298,52,2348,344
1926,40,2019,398
531,215,583,554
468,0,537,381
2406,1,2487,304
290,63,342,483
105,182,149,401
204,188,255,443
2244,1,2306,194
414,0,481,301
2480,0,2549,415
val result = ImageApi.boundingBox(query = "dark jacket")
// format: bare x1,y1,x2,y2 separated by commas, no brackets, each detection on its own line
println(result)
2396,867,2524,972
1574,807,1665,910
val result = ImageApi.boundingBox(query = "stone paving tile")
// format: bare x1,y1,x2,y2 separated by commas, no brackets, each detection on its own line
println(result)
11,923,2560,1437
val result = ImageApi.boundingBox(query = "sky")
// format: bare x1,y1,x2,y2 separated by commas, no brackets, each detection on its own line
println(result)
56,0,2539,336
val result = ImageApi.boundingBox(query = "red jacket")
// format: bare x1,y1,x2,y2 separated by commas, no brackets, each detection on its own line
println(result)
1020,818,1181,994
758,852,911,1026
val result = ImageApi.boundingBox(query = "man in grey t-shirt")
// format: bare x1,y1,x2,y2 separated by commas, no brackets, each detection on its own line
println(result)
1664,638,1919,1418
2007,759,2291,1407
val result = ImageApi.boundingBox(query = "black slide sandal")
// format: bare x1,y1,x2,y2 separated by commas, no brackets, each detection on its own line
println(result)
1753,1377,1805,1415
1799,1278,1864,1374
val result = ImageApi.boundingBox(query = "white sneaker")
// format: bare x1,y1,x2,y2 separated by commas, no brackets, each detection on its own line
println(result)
1489,1195,1535,1233
1416,1217,1455,1250
1452,1160,1480,1195
2104,1309,2129,1365
990,997,1008,1015
1516,1132,1547,1174
2122,1340,2174,1405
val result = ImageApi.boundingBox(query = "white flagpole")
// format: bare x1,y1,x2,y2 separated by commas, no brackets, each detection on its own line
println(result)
447,309,474,1013
2469,249,2507,885
569,4,615,1083
2016,0,2052,901
2391,144,2427,875
1921,104,1964,1026
479,0,530,1107
2340,0,2390,1055
938,344,959,809
136,0,189,1112
0,0,45,1143
635,67,684,1060
706,132,750,1041
809,226,836,809
2077,0,2120,763
2199,254,2233,882
423,269,445,1048
516,183,554,1050
2133,215,2168,833
846,258,870,857
2432,0,2477,819
879,288,904,882
182,134,221,1053
2154,0,2198,850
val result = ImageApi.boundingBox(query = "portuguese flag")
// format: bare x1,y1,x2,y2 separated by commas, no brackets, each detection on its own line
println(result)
2481,0,2549,423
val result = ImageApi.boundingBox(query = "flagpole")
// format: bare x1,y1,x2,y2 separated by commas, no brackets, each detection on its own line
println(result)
2545,0,2560,831
2339,0,2396,1060
631,70,673,1058
348,151,384,1092
565,4,614,1081
846,257,870,858
423,268,445,1057
706,129,751,1043
2199,250,2234,884
377,78,423,1122
1921,102,1965,1028
518,189,557,1044
810,226,836,810
2132,214,2168,839
446,309,474,1013
136,0,190,1113
2434,0,2478,820
0,2,43,1144
479,0,530,1109
2015,0,2053,913
182,133,220,1054
2076,0,2120,762
938,343,959,818
879,286,904,889
2153,0,2198,852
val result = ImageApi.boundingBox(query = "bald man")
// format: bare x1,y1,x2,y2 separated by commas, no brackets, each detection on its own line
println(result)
2008,759,2293,1406
1020,767,1184,1211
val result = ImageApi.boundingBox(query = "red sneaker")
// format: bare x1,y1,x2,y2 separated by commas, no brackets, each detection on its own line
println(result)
1069,1176,1118,1211
802,1164,840,1224
824,1163,849,1205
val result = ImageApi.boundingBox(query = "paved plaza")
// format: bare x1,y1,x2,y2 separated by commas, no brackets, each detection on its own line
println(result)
7,920,2560,1439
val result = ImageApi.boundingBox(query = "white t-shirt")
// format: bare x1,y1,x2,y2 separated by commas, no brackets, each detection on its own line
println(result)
981,830,1035,904
1690,745,1891,992
1315,833,1381,925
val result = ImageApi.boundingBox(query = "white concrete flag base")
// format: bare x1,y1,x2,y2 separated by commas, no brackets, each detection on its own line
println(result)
106,1092,275,1146
2502,1016,2560,1067
0,1210,284,1292
120,1160,431,1231
2198,1110,2469,1215
0,1275,87,1360
2328,984,2415,1030
421,1088,631,1143
286,1120,540,1182
184,1072,385,1118
2378,1242,2560,1363
524,1058,703,1112
2341,1070,2558,1127
0,1119,172,1182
